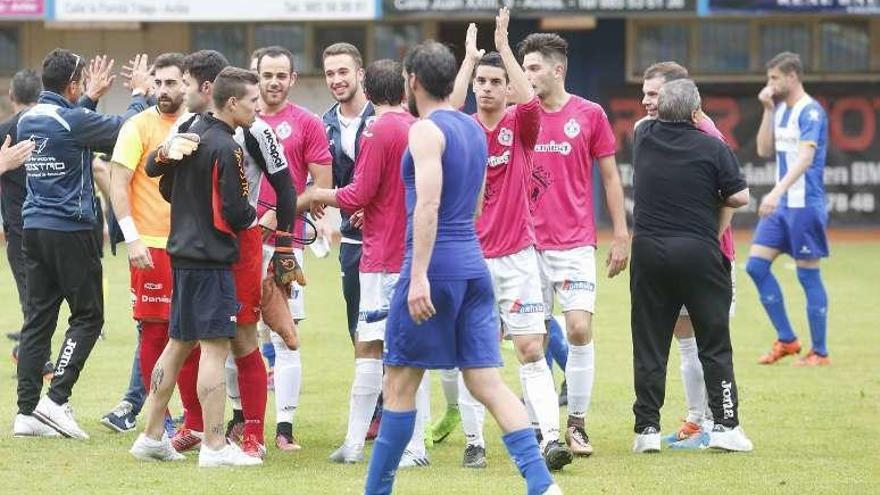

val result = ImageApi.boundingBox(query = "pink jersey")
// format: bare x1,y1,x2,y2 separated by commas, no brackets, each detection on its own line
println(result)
475,96,541,259
258,102,332,242
697,116,736,261
530,95,616,250
336,111,414,273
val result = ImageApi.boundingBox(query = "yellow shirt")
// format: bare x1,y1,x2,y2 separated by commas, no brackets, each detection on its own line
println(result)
111,107,178,249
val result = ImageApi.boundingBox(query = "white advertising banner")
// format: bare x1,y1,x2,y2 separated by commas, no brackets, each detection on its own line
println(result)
51,0,378,21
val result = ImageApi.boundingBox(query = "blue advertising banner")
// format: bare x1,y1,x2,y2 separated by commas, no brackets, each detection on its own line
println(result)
699,0,880,15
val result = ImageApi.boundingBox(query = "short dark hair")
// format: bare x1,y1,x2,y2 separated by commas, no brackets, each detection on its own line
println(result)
184,50,229,86
41,49,84,95
766,51,803,78
322,43,363,69
364,59,404,106
251,47,266,62
476,51,507,81
643,61,689,82
403,41,457,100
154,52,186,73
517,33,568,66
10,69,41,105
212,67,259,110
258,46,295,73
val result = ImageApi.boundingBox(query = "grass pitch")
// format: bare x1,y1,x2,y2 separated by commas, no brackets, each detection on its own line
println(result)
0,239,878,494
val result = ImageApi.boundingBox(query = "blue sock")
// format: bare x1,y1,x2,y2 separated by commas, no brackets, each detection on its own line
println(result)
797,267,828,356
547,318,568,371
502,428,554,495
364,409,416,495
261,341,276,368
746,257,797,342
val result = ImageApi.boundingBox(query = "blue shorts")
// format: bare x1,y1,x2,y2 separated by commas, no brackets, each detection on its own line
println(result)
384,273,503,370
169,268,238,342
752,204,829,259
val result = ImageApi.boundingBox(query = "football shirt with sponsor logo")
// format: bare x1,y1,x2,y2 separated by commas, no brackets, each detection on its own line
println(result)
336,111,414,273
530,95,616,250
111,106,178,248
773,95,827,208
475,96,541,259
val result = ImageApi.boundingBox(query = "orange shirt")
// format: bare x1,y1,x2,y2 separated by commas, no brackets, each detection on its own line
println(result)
110,107,178,248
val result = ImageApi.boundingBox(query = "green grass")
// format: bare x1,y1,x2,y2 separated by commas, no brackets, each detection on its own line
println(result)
0,241,878,494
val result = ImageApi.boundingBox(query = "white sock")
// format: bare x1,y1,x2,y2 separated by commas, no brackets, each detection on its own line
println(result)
406,372,430,457
225,354,242,410
343,358,383,448
519,370,540,431
520,360,561,445
566,343,595,420
678,337,710,425
457,371,485,448
439,368,460,408
272,332,302,424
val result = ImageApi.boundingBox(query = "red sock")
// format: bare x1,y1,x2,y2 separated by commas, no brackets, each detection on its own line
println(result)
139,321,169,390
236,349,268,441
177,345,203,432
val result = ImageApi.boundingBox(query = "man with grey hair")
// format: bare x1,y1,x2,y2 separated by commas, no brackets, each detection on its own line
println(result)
629,78,753,454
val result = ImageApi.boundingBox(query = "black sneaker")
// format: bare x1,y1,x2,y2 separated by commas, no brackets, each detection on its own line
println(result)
542,440,573,471
558,380,568,407
462,444,487,469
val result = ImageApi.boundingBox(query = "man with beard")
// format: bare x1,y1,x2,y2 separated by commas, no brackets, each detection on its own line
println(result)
255,45,332,452
99,53,189,434
443,9,572,471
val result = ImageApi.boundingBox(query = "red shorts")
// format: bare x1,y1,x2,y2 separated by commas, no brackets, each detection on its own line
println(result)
130,247,173,322
233,226,263,325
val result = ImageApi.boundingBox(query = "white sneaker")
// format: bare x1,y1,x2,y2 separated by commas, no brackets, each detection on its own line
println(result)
708,425,753,452
328,442,364,464
398,449,430,469
33,396,88,439
199,442,263,468
541,485,563,495
13,414,61,438
130,433,186,461
633,426,661,453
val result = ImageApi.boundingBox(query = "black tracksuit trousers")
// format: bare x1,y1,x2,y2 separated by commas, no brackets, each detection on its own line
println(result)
17,228,104,414
630,235,739,433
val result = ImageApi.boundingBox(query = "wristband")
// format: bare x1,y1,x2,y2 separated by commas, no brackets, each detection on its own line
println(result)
118,216,140,243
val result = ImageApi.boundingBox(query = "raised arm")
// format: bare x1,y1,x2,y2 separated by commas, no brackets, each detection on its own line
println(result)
756,85,776,158
450,23,484,110
495,7,533,105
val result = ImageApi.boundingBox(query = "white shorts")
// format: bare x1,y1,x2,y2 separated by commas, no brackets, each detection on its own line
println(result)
538,246,597,316
679,260,736,318
356,271,400,342
261,244,306,321
486,246,546,336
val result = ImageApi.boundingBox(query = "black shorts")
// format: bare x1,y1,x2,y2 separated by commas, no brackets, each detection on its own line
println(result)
169,268,238,342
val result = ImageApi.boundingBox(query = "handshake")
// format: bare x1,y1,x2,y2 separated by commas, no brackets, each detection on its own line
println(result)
156,133,200,162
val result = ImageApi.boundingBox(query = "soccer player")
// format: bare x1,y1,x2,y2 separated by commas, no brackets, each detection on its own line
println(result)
440,10,572,470
748,52,830,367
307,59,424,466
637,61,738,447
14,49,150,439
131,67,261,467
97,53,192,435
519,33,630,456
631,78,753,453
255,45,333,451
363,40,561,495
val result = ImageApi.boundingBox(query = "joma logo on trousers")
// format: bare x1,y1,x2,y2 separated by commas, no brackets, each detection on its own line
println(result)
721,380,734,419
54,338,77,376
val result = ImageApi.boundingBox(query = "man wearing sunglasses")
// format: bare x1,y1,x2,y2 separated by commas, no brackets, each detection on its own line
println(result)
13,48,151,439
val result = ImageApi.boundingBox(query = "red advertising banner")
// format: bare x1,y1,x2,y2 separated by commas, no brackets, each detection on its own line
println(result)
0,0,44,17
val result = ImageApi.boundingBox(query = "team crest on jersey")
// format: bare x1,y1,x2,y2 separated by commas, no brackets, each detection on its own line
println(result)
498,127,513,146
276,121,293,140
564,118,580,138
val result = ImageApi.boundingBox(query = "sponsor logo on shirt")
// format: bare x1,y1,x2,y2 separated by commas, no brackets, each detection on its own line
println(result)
142,294,172,304
487,150,511,168
534,140,572,156
144,282,163,291
262,128,286,173
29,135,49,153
509,299,544,314
275,121,293,140
498,127,513,146
564,118,581,138
561,280,595,292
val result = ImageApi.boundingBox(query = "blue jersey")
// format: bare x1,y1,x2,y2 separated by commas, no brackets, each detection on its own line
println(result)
773,95,827,209
401,110,488,280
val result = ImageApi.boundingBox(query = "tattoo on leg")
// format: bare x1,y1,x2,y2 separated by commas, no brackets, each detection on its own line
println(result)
198,381,225,399
210,423,224,436
151,367,164,394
